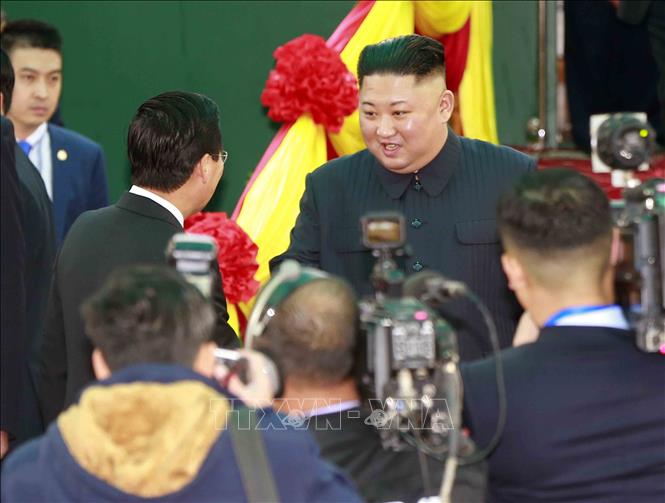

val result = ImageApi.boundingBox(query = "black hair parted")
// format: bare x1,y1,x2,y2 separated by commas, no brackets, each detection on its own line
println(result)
497,168,612,252
357,34,445,86
128,91,222,192
1,19,62,54
0,48,14,114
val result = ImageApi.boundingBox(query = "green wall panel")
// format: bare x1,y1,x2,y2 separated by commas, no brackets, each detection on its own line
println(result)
492,0,538,146
3,0,538,210
2,0,354,212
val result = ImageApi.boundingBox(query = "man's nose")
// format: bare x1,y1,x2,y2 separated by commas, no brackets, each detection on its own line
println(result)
33,78,49,99
376,116,396,137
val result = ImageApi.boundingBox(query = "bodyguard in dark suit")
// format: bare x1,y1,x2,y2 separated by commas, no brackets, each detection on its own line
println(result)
1,48,56,444
462,169,665,502
272,35,535,361
0,115,26,461
2,20,108,246
38,91,238,425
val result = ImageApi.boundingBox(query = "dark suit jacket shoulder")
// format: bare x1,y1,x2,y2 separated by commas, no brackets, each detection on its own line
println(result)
15,147,56,442
48,124,108,246
1,117,26,437
38,192,237,424
308,409,486,503
461,326,665,502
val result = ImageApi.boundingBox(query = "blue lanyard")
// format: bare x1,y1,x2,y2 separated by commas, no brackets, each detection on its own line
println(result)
543,304,616,327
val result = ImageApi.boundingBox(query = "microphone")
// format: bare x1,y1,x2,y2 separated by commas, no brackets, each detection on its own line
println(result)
403,271,468,305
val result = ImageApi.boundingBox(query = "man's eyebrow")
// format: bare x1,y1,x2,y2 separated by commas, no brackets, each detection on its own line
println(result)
360,100,408,106
17,66,62,74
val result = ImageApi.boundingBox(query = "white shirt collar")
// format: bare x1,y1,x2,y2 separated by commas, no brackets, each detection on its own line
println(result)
548,305,629,330
129,185,184,227
22,121,48,145
305,399,361,418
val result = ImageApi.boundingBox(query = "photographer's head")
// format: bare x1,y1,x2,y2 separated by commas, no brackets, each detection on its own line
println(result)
82,265,217,379
358,35,454,175
128,91,225,217
254,276,359,399
497,168,614,325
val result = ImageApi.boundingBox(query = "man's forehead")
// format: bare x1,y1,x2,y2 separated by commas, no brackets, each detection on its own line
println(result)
360,73,445,102
9,46,62,72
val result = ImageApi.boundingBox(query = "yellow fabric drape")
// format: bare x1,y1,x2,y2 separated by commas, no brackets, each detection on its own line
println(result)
231,0,497,332
232,1,417,330
235,115,327,315
414,0,471,37
329,0,415,157
458,1,497,143
413,0,497,143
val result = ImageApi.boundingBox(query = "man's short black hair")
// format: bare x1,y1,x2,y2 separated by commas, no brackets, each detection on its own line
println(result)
497,168,612,253
0,48,14,114
357,34,445,86
1,19,62,54
81,265,215,372
128,91,222,192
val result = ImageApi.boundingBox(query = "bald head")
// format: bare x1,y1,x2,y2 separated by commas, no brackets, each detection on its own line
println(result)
256,278,358,385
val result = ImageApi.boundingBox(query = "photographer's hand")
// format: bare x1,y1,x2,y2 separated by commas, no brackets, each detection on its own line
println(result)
214,349,275,409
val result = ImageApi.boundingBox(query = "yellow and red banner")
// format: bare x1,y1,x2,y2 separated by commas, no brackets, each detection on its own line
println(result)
229,0,496,334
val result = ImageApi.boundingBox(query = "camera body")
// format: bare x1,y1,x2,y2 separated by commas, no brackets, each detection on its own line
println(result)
591,113,665,354
358,212,461,455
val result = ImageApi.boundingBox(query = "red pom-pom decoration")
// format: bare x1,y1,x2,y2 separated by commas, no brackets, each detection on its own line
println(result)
184,212,260,305
260,34,359,133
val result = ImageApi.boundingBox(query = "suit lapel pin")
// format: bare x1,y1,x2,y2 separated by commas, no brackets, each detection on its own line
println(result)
57,149,68,161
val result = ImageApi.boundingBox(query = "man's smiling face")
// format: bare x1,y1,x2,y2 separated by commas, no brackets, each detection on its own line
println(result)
359,73,453,174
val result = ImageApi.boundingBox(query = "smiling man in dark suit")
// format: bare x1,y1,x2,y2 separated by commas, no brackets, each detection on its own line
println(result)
38,91,238,425
272,35,536,361
1,19,108,246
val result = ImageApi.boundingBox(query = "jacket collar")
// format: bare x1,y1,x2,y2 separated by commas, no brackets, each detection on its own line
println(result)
116,191,183,229
372,127,461,199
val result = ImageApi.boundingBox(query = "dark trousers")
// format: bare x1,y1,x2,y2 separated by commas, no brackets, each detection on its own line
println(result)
565,0,663,151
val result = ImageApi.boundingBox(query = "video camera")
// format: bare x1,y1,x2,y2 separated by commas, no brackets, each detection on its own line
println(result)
591,113,665,353
357,213,461,455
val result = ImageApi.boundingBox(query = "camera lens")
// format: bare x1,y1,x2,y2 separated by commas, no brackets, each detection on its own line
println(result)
596,114,655,170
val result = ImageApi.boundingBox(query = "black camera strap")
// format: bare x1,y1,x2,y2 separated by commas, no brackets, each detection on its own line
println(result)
228,406,280,503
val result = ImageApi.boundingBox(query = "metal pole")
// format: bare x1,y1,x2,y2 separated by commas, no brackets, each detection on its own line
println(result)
545,0,558,148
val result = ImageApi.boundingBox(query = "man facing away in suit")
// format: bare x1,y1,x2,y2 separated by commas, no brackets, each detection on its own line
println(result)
38,90,238,426
461,168,665,501
272,34,536,362
1,47,56,449
1,19,108,246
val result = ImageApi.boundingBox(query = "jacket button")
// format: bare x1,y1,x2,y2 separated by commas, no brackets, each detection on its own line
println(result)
412,261,423,272
411,218,422,229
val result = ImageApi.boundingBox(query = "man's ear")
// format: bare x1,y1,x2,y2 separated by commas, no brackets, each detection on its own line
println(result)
91,348,111,380
193,155,211,184
501,253,527,292
439,89,455,124
0,93,4,116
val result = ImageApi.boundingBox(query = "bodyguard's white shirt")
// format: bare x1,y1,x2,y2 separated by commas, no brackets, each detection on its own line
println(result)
21,122,53,200
548,305,629,330
128,185,184,227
